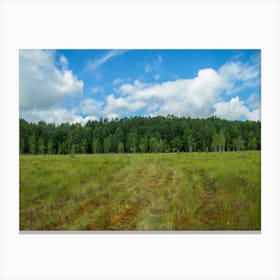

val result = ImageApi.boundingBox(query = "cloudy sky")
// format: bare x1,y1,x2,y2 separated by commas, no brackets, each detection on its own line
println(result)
19,49,261,124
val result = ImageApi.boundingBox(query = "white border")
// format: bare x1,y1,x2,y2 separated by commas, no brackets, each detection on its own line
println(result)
1,1,279,279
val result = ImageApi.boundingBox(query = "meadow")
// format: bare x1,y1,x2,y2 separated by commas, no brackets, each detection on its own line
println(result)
20,151,261,231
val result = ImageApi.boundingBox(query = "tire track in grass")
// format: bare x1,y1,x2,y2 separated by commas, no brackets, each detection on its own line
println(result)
195,171,224,229
107,157,175,230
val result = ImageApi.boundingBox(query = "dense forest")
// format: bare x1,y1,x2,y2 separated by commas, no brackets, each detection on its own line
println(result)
19,116,261,154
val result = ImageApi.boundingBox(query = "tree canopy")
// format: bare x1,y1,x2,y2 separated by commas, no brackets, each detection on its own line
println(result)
19,116,261,154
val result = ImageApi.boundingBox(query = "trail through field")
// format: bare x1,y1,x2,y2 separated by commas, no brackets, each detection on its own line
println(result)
20,152,261,230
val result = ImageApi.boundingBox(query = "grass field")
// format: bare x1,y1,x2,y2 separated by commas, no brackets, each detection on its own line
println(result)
20,151,261,231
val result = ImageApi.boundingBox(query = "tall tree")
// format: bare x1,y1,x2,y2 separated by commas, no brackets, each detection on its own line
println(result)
28,134,37,155
20,138,25,154
248,136,257,150
232,136,245,151
47,139,53,154
103,137,111,153
187,134,194,152
92,138,102,154
218,130,226,152
127,132,138,153
139,137,148,153
38,138,45,154
117,142,124,153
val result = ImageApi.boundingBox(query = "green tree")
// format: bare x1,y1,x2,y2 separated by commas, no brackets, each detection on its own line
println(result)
80,139,87,154
211,130,226,152
117,142,124,153
103,137,111,153
38,138,45,154
58,141,68,154
20,138,25,154
218,130,226,152
248,136,257,150
47,140,53,154
158,139,165,153
28,134,37,155
149,137,158,153
187,134,194,152
71,144,76,154
92,138,102,153
171,137,182,152
212,133,219,152
139,137,148,153
127,132,138,153
232,136,244,151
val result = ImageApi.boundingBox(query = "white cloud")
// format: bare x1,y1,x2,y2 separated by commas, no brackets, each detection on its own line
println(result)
59,55,68,69
104,94,145,117
213,97,249,120
104,68,223,118
20,50,83,111
81,116,99,125
107,113,119,121
84,50,128,72
246,92,260,109
20,107,98,125
119,79,147,95
105,62,260,121
80,99,104,115
219,61,259,83
219,60,260,94
246,108,261,121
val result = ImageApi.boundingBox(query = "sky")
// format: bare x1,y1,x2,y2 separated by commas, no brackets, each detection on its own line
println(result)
19,49,261,124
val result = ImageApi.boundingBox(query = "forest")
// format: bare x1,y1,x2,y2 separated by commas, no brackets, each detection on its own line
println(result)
19,116,261,155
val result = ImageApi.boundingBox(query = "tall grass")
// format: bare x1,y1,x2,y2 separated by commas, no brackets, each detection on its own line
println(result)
20,151,261,230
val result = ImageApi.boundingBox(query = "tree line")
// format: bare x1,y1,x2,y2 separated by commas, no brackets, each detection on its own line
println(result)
20,116,261,155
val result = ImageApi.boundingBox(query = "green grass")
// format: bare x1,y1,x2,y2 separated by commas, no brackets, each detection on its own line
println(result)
20,151,261,231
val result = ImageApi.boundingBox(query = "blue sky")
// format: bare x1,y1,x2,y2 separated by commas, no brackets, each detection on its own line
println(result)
19,49,260,124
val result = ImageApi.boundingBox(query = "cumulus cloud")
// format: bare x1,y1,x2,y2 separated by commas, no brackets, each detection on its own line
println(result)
246,108,261,121
80,99,104,116
104,60,260,120
213,97,250,120
105,68,223,118
20,108,97,125
107,113,119,121
119,80,147,95
213,97,260,121
20,49,83,111
104,94,146,118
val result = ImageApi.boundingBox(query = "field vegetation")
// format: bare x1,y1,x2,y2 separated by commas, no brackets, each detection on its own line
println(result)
20,151,261,231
